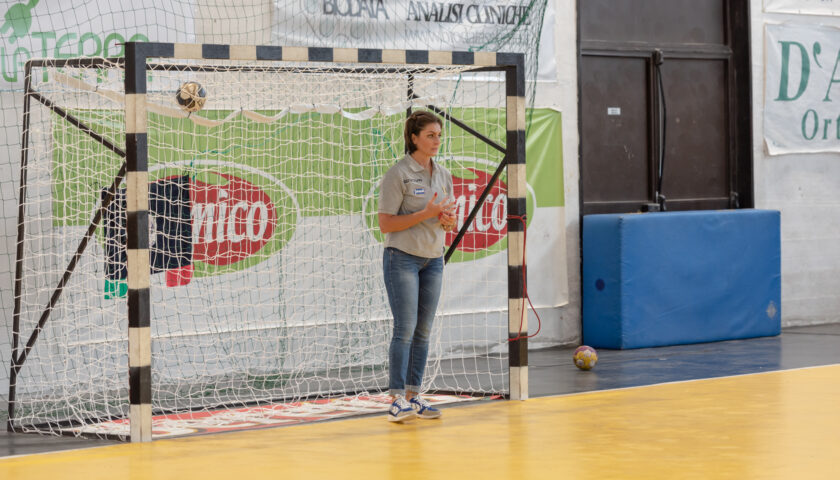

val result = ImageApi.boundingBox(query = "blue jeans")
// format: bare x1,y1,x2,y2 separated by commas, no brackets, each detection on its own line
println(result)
383,247,444,397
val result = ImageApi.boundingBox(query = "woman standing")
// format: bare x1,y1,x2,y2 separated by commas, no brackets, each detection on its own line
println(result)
378,110,456,423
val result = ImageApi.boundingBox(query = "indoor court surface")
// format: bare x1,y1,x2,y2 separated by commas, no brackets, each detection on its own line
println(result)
2,323,839,479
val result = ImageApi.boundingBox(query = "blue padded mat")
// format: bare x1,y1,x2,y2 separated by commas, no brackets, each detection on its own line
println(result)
582,210,781,349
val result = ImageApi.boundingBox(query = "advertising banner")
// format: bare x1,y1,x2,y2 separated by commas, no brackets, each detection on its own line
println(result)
765,23,840,154
0,0,195,90
271,0,556,82
52,107,567,328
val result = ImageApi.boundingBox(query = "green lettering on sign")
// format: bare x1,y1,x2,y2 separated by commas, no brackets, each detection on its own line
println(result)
776,41,810,101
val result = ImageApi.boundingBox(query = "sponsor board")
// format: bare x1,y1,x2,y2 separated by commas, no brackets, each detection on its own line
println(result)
148,162,298,280
1,0,195,90
49,108,562,309
765,23,840,154
271,0,557,83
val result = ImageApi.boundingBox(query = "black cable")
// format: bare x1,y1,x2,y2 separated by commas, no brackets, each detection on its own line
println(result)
654,50,667,211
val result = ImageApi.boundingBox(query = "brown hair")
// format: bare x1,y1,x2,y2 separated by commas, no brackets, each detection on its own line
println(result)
404,110,443,154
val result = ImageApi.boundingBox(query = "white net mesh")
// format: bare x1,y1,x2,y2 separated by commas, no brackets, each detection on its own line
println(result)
11,54,511,437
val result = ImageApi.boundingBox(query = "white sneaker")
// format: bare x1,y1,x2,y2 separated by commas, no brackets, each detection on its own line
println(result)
388,395,417,423
410,396,442,419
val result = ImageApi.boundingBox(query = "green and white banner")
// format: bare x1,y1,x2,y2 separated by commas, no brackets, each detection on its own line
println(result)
54,106,567,319
765,23,840,154
0,0,195,90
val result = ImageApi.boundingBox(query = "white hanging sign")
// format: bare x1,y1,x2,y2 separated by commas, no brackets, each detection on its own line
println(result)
765,0,840,16
764,23,840,154
271,0,557,82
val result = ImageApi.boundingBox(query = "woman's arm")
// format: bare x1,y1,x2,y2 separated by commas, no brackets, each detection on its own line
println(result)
378,193,454,234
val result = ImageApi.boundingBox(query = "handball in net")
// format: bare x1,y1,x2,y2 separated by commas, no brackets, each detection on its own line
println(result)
176,81,207,112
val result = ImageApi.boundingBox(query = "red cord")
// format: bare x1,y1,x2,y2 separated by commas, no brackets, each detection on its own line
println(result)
507,214,541,342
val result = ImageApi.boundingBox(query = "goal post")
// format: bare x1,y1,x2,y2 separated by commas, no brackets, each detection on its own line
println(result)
9,42,527,442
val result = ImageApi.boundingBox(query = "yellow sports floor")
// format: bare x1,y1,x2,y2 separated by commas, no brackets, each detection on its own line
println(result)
1,365,837,479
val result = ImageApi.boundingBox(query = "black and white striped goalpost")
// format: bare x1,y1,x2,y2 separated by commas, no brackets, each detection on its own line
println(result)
124,43,164,442
505,55,528,401
122,43,527,441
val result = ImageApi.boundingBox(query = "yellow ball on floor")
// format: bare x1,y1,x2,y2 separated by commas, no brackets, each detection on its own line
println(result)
573,345,598,370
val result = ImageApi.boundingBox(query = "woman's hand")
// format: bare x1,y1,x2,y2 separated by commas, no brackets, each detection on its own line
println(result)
378,193,455,234
423,193,454,220
438,203,457,232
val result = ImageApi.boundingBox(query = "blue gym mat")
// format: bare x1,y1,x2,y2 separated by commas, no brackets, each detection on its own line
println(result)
582,209,781,349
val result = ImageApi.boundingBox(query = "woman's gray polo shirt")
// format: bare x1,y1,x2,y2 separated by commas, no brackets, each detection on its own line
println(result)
378,154,454,259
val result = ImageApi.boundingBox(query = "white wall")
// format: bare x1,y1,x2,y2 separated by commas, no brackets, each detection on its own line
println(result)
535,0,580,345
193,0,272,44
750,1,840,326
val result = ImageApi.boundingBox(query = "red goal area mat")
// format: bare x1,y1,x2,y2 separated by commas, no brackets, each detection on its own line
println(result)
62,394,501,439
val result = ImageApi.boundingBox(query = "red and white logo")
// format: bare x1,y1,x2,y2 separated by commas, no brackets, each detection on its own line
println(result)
448,168,507,252
190,173,277,266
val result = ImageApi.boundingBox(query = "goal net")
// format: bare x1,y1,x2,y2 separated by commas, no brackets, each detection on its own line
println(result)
9,45,522,439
